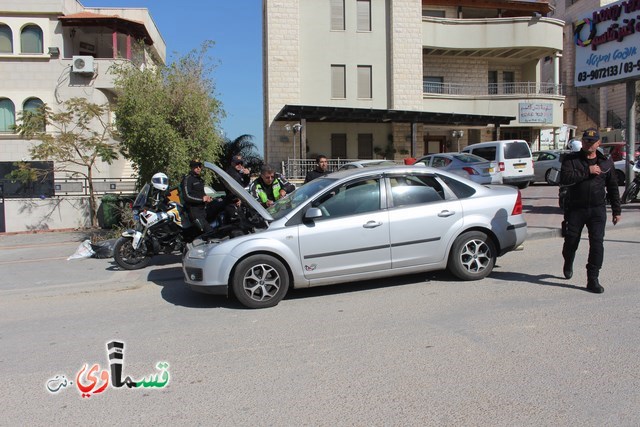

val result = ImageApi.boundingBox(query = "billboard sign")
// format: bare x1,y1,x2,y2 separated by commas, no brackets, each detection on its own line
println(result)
574,0,640,87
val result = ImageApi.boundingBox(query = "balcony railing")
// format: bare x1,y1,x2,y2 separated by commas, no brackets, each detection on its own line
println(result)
423,81,563,96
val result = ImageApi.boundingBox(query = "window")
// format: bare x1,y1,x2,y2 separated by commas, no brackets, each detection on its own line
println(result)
389,175,444,207
356,0,371,31
357,134,373,159
0,98,15,132
330,0,345,31
488,71,498,95
314,179,380,218
331,133,347,158
21,25,43,54
331,65,346,98
503,71,515,94
23,97,45,131
357,66,372,99
0,24,13,53
422,10,446,18
423,76,443,94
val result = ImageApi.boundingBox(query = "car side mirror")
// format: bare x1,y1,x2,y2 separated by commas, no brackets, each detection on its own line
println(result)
304,207,323,220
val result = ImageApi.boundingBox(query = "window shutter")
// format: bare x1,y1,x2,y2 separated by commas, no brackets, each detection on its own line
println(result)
331,65,345,98
331,0,345,31
0,25,12,53
357,66,372,99
357,0,371,31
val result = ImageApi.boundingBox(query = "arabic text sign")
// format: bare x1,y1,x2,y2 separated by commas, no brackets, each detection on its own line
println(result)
519,102,553,124
574,0,640,87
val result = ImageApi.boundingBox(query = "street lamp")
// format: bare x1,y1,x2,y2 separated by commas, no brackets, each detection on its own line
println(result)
451,130,464,152
285,123,303,177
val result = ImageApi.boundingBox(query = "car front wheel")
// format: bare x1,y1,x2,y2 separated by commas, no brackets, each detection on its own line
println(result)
447,231,496,280
232,255,289,309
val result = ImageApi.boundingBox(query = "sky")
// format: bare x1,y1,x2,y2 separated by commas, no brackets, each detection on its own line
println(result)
82,0,264,154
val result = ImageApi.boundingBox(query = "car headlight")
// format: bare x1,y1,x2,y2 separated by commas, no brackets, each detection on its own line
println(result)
188,246,209,259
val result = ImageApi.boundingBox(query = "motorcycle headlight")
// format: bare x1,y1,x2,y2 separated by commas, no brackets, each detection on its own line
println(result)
188,246,208,259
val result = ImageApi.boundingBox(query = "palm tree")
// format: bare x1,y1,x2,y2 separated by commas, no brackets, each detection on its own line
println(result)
218,134,263,174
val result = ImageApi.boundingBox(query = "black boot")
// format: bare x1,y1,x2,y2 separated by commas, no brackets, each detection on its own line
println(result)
586,277,604,294
562,260,573,279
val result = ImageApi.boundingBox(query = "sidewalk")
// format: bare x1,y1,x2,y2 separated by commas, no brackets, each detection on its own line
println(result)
0,184,637,247
522,184,640,240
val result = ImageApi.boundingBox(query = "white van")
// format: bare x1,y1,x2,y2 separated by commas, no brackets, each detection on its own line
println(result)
461,140,534,188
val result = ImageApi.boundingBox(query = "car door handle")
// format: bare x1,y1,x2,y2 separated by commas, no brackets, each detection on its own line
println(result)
363,221,383,228
438,210,455,217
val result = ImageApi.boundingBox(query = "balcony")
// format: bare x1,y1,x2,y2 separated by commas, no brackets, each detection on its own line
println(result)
422,17,563,62
423,81,563,97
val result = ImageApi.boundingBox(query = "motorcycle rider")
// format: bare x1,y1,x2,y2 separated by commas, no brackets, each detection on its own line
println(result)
181,159,214,234
149,172,170,210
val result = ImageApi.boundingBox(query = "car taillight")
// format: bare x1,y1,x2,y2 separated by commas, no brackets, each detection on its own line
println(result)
512,190,523,215
462,167,478,175
499,161,505,172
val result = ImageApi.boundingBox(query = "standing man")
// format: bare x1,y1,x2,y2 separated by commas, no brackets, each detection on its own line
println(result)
226,155,251,187
249,164,295,208
304,154,329,184
560,128,621,293
182,160,214,234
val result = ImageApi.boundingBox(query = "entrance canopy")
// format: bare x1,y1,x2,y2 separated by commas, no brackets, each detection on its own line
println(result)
274,105,514,126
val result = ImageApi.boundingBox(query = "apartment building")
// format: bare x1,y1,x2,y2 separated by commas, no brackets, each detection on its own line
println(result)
263,0,565,173
0,0,165,232
545,0,637,142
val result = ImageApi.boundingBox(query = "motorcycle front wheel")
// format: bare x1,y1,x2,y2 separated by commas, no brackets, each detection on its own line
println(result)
113,237,151,270
621,181,639,204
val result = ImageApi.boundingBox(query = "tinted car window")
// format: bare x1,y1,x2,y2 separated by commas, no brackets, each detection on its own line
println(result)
471,147,496,161
388,175,444,207
504,142,531,159
437,174,476,198
313,179,380,218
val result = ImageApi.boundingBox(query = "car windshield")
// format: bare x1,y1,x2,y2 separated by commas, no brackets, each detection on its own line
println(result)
267,177,337,220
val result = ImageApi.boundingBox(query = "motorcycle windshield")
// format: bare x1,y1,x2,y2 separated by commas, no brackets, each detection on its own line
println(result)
132,184,151,210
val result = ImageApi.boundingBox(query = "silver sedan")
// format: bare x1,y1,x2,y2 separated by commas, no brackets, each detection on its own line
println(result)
531,150,567,184
414,153,497,184
183,163,528,308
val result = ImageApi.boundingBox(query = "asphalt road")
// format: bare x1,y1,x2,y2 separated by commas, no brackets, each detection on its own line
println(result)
1,224,639,425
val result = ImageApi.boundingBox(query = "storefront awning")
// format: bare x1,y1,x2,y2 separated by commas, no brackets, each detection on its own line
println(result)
274,105,514,127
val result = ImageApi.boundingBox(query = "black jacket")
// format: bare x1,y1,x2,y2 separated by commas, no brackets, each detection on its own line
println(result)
225,166,250,187
560,150,621,215
304,168,328,184
181,171,206,207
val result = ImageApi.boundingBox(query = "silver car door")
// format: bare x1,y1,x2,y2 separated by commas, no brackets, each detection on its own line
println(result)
298,178,391,280
387,174,463,267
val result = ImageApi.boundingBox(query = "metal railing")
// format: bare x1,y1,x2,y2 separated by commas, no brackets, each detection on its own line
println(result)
423,81,563,96
0,177,138,198
282,158,404,180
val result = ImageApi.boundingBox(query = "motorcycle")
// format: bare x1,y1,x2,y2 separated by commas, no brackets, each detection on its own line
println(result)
113,183,215,270
621,160,640,204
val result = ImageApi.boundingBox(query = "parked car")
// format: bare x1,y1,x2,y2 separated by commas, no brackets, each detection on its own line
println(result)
461,140,534,189
182,162,528,308
338,159,397,170
599,142,640,162
531,150,568,184
414,152,497,184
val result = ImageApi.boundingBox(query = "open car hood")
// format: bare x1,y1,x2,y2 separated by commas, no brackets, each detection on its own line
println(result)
204,161,274,222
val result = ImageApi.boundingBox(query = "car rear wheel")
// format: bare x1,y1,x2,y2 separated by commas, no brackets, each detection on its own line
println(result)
516,181,529,189
447,231,496,280
232,255,289,309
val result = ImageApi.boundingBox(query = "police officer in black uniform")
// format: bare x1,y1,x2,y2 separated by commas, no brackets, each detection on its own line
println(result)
560,128,621,293
182,160,214,234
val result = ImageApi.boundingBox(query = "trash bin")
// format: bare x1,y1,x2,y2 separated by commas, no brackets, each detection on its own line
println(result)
99,193,120,229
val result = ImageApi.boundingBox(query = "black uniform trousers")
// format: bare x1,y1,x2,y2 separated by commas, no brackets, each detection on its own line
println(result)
562,205,607,279
188,205,214,234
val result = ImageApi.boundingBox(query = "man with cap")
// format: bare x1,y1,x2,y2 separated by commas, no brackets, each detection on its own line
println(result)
226,155,251,187
181,159,214,234
560,128,621,293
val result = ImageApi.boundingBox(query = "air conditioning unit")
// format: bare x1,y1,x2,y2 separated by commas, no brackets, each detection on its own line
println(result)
72,55,94,74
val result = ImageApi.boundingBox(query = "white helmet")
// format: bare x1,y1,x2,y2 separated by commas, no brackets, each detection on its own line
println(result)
151,172,169,191
567,139,582,152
